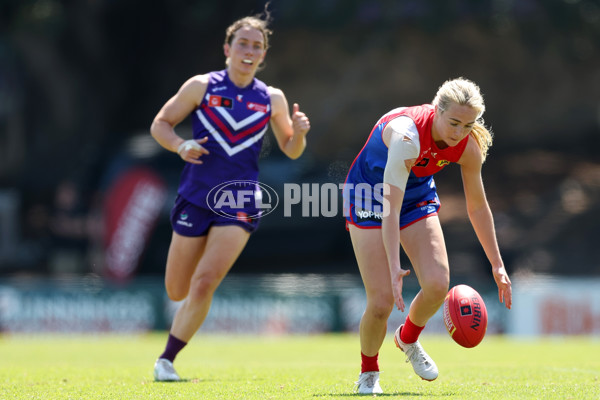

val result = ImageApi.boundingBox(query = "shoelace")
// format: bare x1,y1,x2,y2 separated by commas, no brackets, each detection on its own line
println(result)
163,364,176,374
404,343,430,366
354,372,378,391
157,360,178,377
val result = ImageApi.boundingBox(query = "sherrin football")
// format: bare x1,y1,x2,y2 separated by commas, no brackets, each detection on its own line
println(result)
443,284,488,348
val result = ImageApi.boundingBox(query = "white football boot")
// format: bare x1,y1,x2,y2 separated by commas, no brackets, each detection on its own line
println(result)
153,358,181,381
394,325,438,381
354,371,383,394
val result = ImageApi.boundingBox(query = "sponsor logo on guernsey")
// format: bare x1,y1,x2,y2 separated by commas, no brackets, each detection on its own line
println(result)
208,95,233,109
415,157,430,168
246,102,268,113
436,159,450,167
212,85,227,92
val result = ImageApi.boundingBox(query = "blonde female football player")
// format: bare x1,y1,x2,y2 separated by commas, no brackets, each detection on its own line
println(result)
150,9,310,381
343,78,512,394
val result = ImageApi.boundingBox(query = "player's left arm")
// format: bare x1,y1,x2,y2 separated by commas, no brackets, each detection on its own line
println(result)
459,137,512,309
268,86,310,159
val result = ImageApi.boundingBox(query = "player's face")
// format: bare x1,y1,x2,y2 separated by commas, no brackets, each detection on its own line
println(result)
224,27,266,75
432,103,478,148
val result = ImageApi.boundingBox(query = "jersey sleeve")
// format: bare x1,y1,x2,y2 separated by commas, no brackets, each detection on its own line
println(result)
383,116,421,190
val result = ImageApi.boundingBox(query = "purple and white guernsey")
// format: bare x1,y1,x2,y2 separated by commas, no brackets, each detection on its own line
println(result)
178,70,271,209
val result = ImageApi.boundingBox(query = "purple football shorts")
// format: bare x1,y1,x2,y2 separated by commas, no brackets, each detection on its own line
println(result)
170,195,259,237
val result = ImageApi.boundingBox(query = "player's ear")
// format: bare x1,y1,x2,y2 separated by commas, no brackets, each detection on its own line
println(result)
223,43,230,57
259,49,267,64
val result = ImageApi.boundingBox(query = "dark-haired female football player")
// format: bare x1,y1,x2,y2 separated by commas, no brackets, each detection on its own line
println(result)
150,9,310,381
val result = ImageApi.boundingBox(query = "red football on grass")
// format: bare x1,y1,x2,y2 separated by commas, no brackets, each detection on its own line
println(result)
443,284,488,348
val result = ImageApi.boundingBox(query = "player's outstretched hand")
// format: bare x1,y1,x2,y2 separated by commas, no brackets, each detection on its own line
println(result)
177,137,210,164
493,265,512,309
291,103,310,136
392,268,411,312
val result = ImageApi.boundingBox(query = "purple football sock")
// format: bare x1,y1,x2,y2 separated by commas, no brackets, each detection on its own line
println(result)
159,333,187,362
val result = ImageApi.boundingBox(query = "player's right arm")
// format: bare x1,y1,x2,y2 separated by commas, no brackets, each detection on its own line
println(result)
150,75,210,164
381,116,420,311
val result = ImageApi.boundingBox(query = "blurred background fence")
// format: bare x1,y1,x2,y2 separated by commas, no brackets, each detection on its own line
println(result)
0,0,599,335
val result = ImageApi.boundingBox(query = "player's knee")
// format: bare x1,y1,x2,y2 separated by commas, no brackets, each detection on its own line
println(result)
165,281,189,302
366,296,394,321
422,277,449,303
188,273,223,302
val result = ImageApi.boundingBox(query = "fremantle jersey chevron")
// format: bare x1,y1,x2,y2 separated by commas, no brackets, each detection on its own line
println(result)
178,70,272,208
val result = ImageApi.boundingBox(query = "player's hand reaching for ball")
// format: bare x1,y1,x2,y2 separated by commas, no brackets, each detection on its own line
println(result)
177,137,210,164
291,103,310,137
492,265,512,309
392,267,411,312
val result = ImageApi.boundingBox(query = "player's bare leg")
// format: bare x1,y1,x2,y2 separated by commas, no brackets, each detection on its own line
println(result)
164,232,208,302
349,225,394,393
400,216,449,327
169,225,250,341
154,226,249,381
350,225,394,357
393,216,448,381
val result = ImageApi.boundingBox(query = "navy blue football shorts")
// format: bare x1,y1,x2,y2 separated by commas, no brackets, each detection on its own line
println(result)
344,184,440,230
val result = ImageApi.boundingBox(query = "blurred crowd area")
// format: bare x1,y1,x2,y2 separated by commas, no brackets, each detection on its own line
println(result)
0,0,599,280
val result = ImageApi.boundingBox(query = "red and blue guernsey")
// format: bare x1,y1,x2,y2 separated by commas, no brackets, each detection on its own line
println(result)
178,70,271,209
344,104,469,229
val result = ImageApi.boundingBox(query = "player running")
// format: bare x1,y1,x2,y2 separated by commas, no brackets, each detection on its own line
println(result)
344,78,512,394
150,9,310,381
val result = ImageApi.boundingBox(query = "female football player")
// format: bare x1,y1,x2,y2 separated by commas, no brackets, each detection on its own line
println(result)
344,78,512,394
150,10,310,381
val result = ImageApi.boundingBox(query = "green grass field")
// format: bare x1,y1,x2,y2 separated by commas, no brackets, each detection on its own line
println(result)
0,333,598,399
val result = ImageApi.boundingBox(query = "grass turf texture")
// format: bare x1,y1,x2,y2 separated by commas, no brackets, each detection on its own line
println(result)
0,333,598,399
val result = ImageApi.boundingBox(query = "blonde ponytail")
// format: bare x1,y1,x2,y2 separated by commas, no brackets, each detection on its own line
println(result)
470,122,493,162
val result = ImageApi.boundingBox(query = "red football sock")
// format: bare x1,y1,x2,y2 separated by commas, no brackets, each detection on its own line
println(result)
400,315,425,344
361,352,379,373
